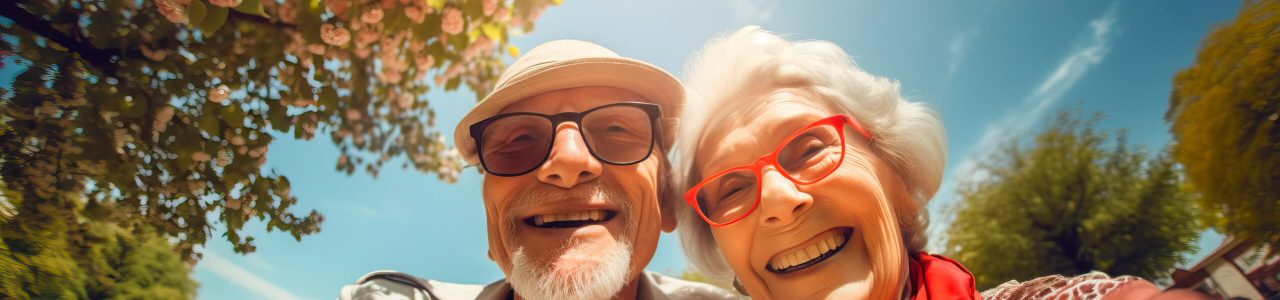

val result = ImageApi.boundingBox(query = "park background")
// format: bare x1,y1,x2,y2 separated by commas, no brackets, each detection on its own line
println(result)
2,0,1275,299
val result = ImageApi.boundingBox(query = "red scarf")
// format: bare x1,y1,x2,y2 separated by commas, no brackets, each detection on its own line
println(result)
908,252,982,300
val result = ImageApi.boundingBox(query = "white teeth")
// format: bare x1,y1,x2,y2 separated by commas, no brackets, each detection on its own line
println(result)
770,231,850,271
533,210,608,225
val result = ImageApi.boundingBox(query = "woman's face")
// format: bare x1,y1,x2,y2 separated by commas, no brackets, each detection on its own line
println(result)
693,91,909,299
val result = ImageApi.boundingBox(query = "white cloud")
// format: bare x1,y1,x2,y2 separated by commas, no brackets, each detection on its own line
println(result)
970,4,1116,161
927,4,1120,252
947,30,980,78
244,254,281,274
732,0,779,24
200,251,304,300
355,204,382,220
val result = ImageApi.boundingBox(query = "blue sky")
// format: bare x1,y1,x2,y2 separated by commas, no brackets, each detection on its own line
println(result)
0,1,1244,299
190,1,1242,299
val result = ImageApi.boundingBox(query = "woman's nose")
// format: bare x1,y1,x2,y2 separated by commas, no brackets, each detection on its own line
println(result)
757,167,813,228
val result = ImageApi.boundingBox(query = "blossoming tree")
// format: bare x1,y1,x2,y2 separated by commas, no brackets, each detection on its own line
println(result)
0,0,558,295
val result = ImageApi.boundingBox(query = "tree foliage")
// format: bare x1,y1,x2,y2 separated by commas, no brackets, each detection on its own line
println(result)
1167,0,1280,249
0,181,198,299
0,0,559,297
945,110,1201,290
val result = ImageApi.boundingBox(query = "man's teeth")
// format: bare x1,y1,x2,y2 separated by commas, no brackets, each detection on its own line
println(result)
770,231,847,270
532,210,607,226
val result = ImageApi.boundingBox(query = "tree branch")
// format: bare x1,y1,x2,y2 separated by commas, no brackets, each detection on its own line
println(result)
226,9,298,30
0,1,292,77
0,0,141,76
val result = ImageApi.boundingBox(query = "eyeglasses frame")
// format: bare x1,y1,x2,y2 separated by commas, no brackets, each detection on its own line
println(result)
684,114,873,227
468,101,663,177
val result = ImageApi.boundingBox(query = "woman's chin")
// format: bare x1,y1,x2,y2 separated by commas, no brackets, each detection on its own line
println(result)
822,282,872,300
773,281,871,300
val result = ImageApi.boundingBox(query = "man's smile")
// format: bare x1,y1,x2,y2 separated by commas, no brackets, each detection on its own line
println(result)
524,209,618,228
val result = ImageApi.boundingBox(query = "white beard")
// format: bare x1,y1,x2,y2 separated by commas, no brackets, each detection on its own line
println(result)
508,240,634,300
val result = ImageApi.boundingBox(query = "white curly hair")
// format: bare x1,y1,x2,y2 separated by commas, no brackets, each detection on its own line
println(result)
672,26,947,283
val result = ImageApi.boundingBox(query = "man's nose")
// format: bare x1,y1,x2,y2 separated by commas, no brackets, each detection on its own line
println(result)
758,167,813,228
535,123,603,188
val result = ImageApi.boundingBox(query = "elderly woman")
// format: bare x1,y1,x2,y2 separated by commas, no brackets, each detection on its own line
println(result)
673,26,1213,300
672,26,968,300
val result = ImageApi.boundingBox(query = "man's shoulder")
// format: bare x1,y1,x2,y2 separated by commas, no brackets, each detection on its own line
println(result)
338,270,500,300
640,271,742,300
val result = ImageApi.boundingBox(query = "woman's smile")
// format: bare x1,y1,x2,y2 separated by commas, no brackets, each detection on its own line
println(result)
766,227,853,273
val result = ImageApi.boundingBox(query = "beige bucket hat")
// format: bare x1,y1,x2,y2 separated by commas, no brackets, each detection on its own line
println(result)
452,40,683,166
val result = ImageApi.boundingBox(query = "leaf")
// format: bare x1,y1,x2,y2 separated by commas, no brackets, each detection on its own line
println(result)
507,45,520,57
199,104,222,136
445,77,460,90
187,0,208,29
120,96,146,118
467,27,480,44
480,23,502,41
233,0,269,18
296,0,322,44
318,86,338,109
221,105,245,128
268,102,290,132
200,5,230,37
426,0,445,10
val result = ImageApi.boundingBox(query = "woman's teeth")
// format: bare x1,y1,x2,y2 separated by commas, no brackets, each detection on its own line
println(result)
769,231,847,271
531,209,608,226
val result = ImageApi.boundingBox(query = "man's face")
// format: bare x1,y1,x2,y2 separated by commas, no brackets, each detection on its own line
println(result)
480,86,669,299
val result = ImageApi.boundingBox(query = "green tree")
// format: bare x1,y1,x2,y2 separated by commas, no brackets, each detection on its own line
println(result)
0,183,198,299
945,110,1201,290
1167,0,1280,249
0,0,559,297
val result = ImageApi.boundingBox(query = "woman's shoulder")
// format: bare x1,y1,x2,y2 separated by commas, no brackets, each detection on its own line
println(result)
910,252,982,300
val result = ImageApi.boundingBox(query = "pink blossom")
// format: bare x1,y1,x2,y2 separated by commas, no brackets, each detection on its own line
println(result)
377,69,403,84
527,6,545,24
208,0,241,8
307,44,326,55
397,93,414,110
324,0,348,17
279,0,299,23
208,85,231,103
216,150,232,167
441,7,464,35
493,5,509,22
415,54,435,71
356,28,380,45
482,0,498,16
345,108,363,121
155,0,188,24
361,8,384,24
320,24,351,46
405,6,426,24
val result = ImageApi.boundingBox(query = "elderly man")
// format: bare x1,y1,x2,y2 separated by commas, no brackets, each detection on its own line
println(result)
339,40,736,300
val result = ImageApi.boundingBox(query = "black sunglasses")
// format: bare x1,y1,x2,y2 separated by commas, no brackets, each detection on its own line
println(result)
468,101,662,176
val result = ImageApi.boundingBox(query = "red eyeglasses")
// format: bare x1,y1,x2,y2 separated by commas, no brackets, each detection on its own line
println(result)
685,115,873,227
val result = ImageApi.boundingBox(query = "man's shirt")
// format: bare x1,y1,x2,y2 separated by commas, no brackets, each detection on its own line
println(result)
338,270,741,300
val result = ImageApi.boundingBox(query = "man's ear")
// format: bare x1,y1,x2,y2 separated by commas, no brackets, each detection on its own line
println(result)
659,155,678,232
661,197,677,232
